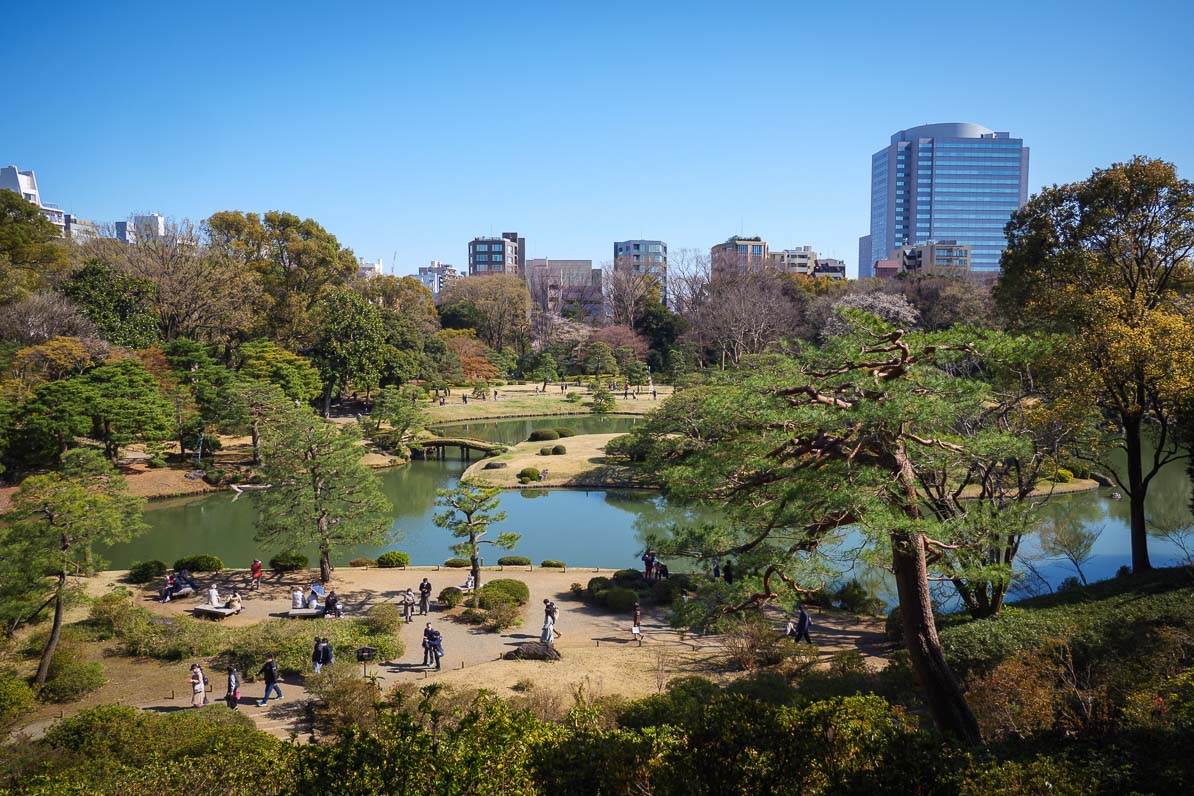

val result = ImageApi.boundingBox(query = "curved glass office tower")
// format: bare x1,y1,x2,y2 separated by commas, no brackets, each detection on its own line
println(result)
859,122,1029,277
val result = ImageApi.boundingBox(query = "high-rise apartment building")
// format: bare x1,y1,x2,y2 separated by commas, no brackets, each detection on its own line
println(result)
875,240,972,280
64,213,98,241
711,236,769,278
525,258,603,317
859,123,1029,277
769,246,818,275
116,213,167,243
417,260,459,298
357,257,384,279
613,239,668,305
1,165,65,235
468,232,524,276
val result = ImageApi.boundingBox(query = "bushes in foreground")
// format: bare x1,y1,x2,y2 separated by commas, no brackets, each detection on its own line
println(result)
376,551,410,568
38,646,106,703
269,551,308,572
172,554,223,573
126,560,167,584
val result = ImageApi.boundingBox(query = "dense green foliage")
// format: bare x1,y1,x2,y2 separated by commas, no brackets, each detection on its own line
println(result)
375,551,410,568
173,554,224,573
126,559,167,584
268,550,309,572
497,556,531,566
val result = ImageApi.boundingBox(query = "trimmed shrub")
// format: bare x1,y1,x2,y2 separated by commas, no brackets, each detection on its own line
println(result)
834,579,886,615
444,558,470,568
599,587,640,613
498,556,531,566
554,427,576,437
0,672,34,728
483,601,521,631
39,647,106,703
269,551,308,572
1054,467,1075,483
481,579,530,606
364,603,402,635
551,445,566,455
587,576,611,595
127,559,167,584
565,392,583,403
541,559,566,568
439,587,464,608
540,447,554,456
528,429,560,442
376,551,410,568
172,554,224,573
348,557,376,568
517,467,541,484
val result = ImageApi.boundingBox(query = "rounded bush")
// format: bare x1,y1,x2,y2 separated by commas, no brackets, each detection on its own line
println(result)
39,649,106,704
554,428,576,438
365,604,402,635
539,447,554,456
348,557,376,568
587,576,611,595
268,551,308,573
612,568,646,586
551,445,566,455
481,578,530,606
599,586,640,613
528,429,560,442
439,586,464,608
651,577,688,605
172,554,224,574
1054,467,1075,483
127,560,167,584
477,587,515,610
498,556,531,566
376,551,410,568
517,467,541,482
540,559,566,568
0,672,35,728
444,558,471,568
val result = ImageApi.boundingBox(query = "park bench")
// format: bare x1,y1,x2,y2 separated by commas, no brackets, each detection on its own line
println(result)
194,604,239,620
287,608,322,619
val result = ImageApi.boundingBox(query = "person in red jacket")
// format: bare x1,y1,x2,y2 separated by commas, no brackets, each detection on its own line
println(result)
249,559,263,590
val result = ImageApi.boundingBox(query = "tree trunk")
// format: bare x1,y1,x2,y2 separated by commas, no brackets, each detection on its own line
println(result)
893,534,981,744
251,419,262,465
1123,416,1153,572
471,550,481,592
35,575,66,685
320,547,332,584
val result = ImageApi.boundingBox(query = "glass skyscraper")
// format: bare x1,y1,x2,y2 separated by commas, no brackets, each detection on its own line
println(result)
858,123,1029,277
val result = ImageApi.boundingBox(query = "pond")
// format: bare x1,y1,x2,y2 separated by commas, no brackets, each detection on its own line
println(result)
100,417,1193,601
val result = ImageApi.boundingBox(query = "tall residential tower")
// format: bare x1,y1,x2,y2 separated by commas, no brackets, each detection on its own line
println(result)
858,123,1028,277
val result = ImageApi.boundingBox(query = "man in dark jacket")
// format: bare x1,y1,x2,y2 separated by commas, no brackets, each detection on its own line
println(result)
419,578,433,615
793,604,812,644
256,654,282,706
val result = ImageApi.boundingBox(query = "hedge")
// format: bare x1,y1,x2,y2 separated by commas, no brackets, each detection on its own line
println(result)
348,557,377,568
39,647,106,704
127,560,167,584
551,445,566,455
269,551,308,572
173,554,224,573
498,556,531,566
376,551,410,568
0,672,35,728
554,428,576,437
528,430,560,442
587,576,611,595
539,447,554,456
480,579,530,606
599,586,640,613
517,467,541,483
444,558,471,568
439,587,464,608
540,560,566,568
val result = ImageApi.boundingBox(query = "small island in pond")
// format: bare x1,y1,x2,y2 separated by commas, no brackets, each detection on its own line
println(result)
461,433,656,490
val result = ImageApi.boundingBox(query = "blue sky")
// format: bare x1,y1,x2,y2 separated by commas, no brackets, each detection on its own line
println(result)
3,0,1191,278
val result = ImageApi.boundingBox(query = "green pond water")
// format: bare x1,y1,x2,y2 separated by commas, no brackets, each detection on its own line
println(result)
100,416,1193,597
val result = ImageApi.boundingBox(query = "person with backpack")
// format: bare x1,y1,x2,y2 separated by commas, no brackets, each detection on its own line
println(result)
256,654,282,706
189,663,207,707
225,666,240,709
319,637,335,669
543,598,561,640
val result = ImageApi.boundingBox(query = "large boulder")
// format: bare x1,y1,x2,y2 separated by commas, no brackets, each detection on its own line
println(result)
503,642,561,661
483,462,509,470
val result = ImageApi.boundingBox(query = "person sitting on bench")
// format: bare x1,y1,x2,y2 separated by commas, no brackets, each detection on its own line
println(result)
207,585,221,607
291,588,305,610
224,591,243,613
323,591,343,618
306,591,320,610
160,574,177,603
461,574,475,591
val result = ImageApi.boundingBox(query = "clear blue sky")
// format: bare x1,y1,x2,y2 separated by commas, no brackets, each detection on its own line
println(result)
3,1,1191,278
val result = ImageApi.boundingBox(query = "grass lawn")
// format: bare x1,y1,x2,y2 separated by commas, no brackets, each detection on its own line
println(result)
425,382,671,423
461,433,655,489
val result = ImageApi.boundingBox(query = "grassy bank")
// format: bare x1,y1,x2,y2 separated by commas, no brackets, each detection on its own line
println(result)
425,383,671,423
460,433,655,489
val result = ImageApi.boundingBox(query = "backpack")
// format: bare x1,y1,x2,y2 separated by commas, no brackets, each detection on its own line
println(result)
201,671,209,686
548,603,560,621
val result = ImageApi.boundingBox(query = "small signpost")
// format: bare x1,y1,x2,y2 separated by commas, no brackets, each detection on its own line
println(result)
356,645,377,677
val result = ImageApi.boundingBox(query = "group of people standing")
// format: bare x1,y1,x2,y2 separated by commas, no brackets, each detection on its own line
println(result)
640,550,669,581
421,623,445,669
540,598,561,644
311,637,336,673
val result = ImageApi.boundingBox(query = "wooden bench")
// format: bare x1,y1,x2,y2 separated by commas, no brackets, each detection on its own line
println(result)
287,608,322,619
194,605,239,620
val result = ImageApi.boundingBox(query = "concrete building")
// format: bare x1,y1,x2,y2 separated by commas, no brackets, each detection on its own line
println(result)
769,246,818,275
859,122,1029,277
357,257,384,279
876,240,971,279
469,232,524,276
711,236,769,277
613,239,668,305
417,260,459,298
116,213,167,243
64,213,98,241
1,165,65,235
813,258,847,279
525,258,603,318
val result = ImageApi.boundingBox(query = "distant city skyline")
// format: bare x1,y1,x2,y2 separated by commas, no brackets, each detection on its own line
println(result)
2,2,1191,278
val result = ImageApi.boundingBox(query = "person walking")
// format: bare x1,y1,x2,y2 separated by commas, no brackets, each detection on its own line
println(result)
311,637,324,674
543,599,561,639
793,604,812,644
422,623,434,666
189,663,207,708
632,602,643,642
418,578,432,615
541,614,555,645
402,589,415,623
249,559,263,590
429,630,444,670
256,654,282,706
225,666,240,709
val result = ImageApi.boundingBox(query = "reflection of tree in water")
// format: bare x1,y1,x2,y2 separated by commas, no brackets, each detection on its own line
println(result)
518,489,549,500
1101,438,1193,531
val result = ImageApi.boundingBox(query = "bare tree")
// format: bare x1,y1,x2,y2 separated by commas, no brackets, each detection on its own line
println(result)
1039,519,1103,586
0,292,97,345
688,273,803,368
603,265,657,327
667,247,711,318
